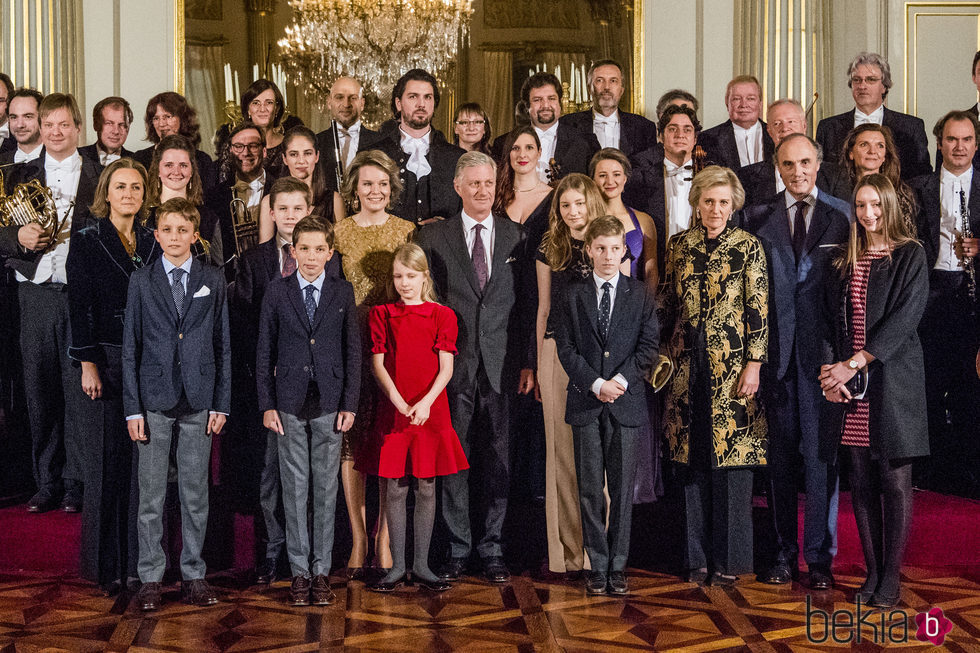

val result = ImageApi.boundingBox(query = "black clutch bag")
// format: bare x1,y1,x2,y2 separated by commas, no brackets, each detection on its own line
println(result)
845,368,869,401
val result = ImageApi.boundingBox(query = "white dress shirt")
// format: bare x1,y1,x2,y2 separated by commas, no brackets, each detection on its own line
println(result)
936,166,974,272
336,120,362,170
97,144,122,167
276,233,292,272
297,269,325,303
461,210,494,278
733,120,763,167
534,123,559,183
17,151,81,285
14,142,43,163
593,109,621,150
589,271,629,397
774,168,786,194
0,121,8,140
853,105,885,127
664,158,694,238
784,187,819,238
245,170,266,209
399,127,432,178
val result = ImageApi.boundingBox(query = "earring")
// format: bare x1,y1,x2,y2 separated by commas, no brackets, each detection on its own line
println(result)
353,197,360,211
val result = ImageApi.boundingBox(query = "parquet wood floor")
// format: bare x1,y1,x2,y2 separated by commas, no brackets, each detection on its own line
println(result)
1,563,978,651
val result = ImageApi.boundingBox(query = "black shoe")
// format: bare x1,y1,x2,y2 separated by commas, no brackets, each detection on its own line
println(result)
290,575,311,606
437,557,467,581
27,489,60,513
60,488,82,513
607,571,628,595
482,556,510,583
181,579,219,606
255,559,278,585
346,567,365,581
367,575,407,593
685,568,709,585
853,577,878,604
585,571,607,595
760,562,797,585
136,581,162,611
869,589,900,608
414,575,451,592
808,566,834,591
311,574,335,605
709,572,738,587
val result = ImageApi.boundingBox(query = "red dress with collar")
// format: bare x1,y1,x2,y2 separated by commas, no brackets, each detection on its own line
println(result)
362,301,468,479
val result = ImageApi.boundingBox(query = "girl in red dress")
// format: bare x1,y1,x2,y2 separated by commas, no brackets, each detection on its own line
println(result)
366,243,468,592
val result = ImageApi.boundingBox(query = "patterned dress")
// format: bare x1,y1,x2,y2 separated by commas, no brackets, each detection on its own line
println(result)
333,214,416,463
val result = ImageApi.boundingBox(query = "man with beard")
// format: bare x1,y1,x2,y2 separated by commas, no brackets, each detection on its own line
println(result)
700,75,774,171
0,88,43,165
559,60,657,158
0,73,14,154
492,72,598,181
361,68,463,226
315,77,378,195
79,97,134,169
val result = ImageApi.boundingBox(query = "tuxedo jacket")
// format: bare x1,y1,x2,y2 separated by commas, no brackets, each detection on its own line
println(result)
624,147,668,272
0,134,14,153
0,148,101,278
78,143,136,171
314,123,380,193
554,274,659,427
66,218,160,366
741,190,851,380
700,119,775,170
122,257,231,416
558,109,658,158
415,213,526,395
736,159,837,208
491,121,600,179
0,145,24,165
912,169,980,269
816,107,931,180
362,124,463,225
255,272,361,417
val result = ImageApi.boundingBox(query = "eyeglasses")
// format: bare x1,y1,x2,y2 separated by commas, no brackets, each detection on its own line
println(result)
455,119,485,127
152,114,177,124
230,142,264,153
850,76,882,85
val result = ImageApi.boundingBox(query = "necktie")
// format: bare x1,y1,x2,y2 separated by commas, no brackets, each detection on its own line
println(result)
471,223,488,291
282,243,296,277
171,268,186,319
598,281,611,341
304,284,316,326
338,127,351,172
792,201,807,262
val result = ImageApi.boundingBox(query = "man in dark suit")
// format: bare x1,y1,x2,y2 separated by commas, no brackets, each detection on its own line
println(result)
742,134,851,591
737,99,835,207
554,215,658,596
78,96,134,170
559,59,657,158
491,72,599,180
0,88,43,165
315,76,378,197
0,93,99,514
0,72,14,154
816,52,930,180
415,151,525,584
935,51,980,170
700,75,774,171
913,110,980,495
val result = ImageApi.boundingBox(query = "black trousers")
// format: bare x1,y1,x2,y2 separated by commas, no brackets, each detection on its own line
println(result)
443,364,510,560
18,282,84,493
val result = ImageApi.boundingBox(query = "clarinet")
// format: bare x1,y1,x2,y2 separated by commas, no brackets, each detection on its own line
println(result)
960,189,977,306
331,120,344,191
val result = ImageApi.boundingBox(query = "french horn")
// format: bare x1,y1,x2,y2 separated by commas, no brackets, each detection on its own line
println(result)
0,166,66,236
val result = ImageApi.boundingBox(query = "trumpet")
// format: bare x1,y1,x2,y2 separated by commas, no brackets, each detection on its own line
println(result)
0,166,66,236
229,196,259,257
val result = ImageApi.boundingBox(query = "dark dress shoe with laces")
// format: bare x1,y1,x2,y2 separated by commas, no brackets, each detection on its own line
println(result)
311,575,335,605
808,567,834,591
608,571,628,595
760,562,797,585
290,576,311,606
136,581,162,611
182,579,218,606
437,557,467,581
585,571,608,595
27,489,60,513
483,556,510,583
60,489,82,513
255,559,278,585
367,575,407,593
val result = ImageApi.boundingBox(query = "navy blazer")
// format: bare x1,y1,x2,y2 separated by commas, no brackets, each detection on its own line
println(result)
0,147,100,278
122,257,231,416
255,272,361,417
491,121,600,179
554,274,659,427
558,109,658,158
816,107,931,180
78,143,136,171
741,190,851,380
700,119,775,170
912,169,980,269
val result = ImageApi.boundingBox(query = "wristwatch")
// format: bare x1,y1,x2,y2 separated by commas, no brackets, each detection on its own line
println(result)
847,358,861,370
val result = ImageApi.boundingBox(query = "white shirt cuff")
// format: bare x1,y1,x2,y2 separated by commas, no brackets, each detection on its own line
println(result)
591,378,605,397
612,373,628,391
126,414,142,421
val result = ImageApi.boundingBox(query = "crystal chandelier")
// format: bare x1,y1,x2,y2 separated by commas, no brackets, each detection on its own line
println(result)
278,0,474,112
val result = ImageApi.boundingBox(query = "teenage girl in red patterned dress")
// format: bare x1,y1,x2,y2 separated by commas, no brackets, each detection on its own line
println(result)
366,243,468,593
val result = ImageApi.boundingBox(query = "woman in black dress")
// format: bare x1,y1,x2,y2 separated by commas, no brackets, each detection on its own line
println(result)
67,158,160,593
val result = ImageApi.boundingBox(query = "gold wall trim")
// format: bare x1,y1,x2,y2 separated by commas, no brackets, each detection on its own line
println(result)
633,0,643,115
175,0,185,93
904,2,980,115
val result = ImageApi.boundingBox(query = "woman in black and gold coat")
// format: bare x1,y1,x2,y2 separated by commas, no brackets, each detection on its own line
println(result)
658,165,768,587
67,158,159,593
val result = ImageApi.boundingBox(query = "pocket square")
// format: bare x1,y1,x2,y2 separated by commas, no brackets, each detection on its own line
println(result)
192,286,211,298
506,256,517,264
818,243,842,248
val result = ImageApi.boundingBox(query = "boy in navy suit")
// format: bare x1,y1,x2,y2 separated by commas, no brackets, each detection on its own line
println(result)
123,197,231,611
256,217,360,606
555,215,659,597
